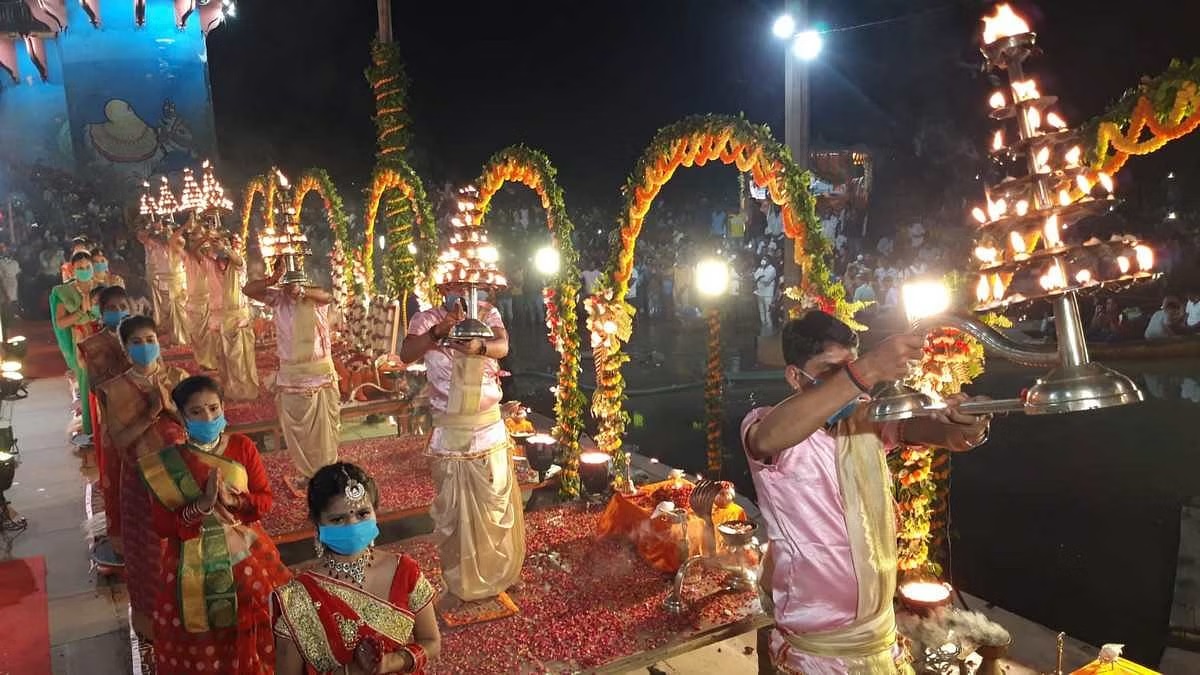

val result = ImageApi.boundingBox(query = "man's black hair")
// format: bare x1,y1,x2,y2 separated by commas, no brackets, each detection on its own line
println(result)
97,284,128,308
780,311,859,368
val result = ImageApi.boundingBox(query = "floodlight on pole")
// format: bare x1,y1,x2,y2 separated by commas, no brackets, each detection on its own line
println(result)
695,259,731,297
792,29,823,61
772,14,796,39
534,246,561,276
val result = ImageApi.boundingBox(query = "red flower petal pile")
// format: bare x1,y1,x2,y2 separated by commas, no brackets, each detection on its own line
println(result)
260,434,435,539
383,502,759,673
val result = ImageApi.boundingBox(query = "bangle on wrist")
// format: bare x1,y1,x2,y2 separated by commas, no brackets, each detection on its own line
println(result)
401,644,427,673
844,361,871,394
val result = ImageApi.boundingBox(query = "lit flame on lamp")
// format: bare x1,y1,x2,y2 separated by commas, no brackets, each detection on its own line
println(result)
1098,172,1115,194
1034,146,1051,172
992,130,1005,151
1065,146,1082,167
1046,112,1067,129
1009,231,1028,258
988,91,1006,109
1026,107,1042,131
1117,256,1131,275
974,245,998,264
1134,245,1154,270
972,206,988,224
1043,214,1062,248
992,275,1007,301
982,3,1031,45
1039,260,1068,291
1075,175,1093,195
1058,189,1073,206
1011,79,1040,102
976,275,991,302
1015,200,1029,216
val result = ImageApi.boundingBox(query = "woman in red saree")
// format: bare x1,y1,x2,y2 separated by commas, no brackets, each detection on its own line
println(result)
140,375,291,673
273,463,441,674
95,314,188,643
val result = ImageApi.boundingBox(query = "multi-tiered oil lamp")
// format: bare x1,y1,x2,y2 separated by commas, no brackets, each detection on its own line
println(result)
258,170,311,285
868,4,1149,422
434,185,507,340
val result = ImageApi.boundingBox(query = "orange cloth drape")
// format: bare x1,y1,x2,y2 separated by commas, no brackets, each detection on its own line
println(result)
597,479,744,573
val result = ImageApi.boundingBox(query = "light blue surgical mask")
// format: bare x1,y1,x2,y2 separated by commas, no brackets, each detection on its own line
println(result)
127,342,160,367
93,261,109,273
318,519,379,556
101,309,129,330
186,415,227,444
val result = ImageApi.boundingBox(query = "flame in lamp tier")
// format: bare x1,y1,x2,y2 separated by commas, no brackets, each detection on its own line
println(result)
982,3,1030,45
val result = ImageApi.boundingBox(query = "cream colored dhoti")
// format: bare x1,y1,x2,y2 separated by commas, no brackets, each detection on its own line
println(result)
277,384,340,478
184,295,219,370
152,274,188,346
219,316,260,401
429,354,526,601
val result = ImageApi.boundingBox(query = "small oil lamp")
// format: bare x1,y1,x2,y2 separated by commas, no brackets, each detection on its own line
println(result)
579,451,612,495
898,579,953,616
524,433,557,483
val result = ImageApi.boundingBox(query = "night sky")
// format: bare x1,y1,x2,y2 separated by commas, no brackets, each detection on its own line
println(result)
205,0,1200,213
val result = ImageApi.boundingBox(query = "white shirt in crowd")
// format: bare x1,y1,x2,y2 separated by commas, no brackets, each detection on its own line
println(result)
754,264,777,298
1145,310,1184,340
1186,299,1200,328
627,267,640,299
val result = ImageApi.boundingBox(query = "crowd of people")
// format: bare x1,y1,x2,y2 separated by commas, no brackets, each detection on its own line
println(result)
39,208,449,673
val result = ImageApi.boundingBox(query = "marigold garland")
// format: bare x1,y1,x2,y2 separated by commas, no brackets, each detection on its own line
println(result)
476,145,587,498
704,307,723,477
1088,58,1200,175
238,173,275,254
292,167,353,294
588,114,831,476
363,164,437,299
890,310,1012,576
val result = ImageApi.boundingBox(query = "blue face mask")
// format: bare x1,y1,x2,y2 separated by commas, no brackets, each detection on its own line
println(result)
127,342,160,367
74,267,94,282
186,415,227,444
318,519,379,556
93,261,109,273
101,309,129,329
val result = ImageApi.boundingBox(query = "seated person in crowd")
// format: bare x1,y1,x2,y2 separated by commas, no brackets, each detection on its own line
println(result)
1145,296,1189,340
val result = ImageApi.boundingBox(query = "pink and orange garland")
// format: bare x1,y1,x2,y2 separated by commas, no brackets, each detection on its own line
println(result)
588,115,838,485
477,146,586,498
362,164,436,299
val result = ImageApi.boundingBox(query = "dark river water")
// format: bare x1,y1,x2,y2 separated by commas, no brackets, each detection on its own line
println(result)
504,315,1200,665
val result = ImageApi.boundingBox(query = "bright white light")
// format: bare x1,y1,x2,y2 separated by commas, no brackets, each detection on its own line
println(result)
1168,171,1176,179
533,247,561,276
0,361,20,373
772,14,796,39
478,246,500,263
2,372,21,381
694,259,731,297
902,280,951,324
0,451,12,462
1167,211,1178,220
377,235,386,249
406,242,418,254
791,30,823,61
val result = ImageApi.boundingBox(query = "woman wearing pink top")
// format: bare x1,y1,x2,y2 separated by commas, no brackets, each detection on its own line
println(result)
741,312,992,674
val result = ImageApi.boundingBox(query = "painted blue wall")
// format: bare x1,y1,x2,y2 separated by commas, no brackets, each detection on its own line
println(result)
0,1,217,194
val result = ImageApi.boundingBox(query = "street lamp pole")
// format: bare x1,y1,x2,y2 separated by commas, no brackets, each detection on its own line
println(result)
782,0,809,306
